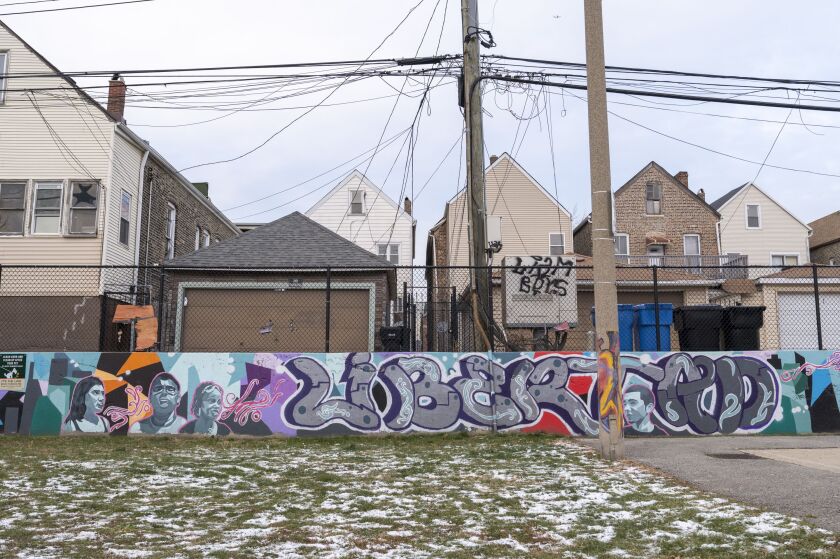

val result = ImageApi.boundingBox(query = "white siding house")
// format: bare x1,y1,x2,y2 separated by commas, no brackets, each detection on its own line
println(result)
306,170,415,266
711,182,812,276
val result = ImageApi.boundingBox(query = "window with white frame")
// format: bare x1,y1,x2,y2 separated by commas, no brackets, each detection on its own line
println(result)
614,233,629,256
68,181,99,235
645,181,662,214
0,182,26,234
202,229,210,248
549,233,565,256
194,226,201,251
350,189,365,215
684,234,701,268
119,191,131,245
771,254,798,267
165,203,177,259
31,181,63,234
746,204,761,229
378,243,399,264
0,52,7,105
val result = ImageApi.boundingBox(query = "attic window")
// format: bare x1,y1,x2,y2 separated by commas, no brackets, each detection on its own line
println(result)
0,52,7,104
746,204,761,229
645,181,661,214
350,189,365,215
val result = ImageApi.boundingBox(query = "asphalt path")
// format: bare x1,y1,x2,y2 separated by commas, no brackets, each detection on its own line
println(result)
581,435,840,532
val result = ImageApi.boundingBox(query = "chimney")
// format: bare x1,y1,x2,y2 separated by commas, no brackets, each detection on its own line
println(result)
489,154,499,164
674,171,688,187
698,188,705,200
107,74,126,123
404,196,412,216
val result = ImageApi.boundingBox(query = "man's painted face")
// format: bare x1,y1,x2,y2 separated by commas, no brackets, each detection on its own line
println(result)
198,389,222,420
85,384,106,414
624,391,651,423
151,378,179,412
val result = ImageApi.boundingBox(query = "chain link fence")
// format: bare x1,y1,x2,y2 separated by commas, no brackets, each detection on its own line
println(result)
0,263,837,352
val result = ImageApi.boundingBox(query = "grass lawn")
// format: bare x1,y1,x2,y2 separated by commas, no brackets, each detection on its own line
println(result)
0,433,835,558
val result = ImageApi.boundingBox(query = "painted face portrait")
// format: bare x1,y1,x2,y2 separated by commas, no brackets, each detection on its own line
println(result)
623,386,655,432
197,386,222,420
85,383,106,414
151,377,179,413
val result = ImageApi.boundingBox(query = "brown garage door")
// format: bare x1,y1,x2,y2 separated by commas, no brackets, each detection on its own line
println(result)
180,288,370,352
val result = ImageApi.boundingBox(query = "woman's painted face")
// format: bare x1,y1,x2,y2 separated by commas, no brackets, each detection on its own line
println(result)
85,384,106,414
198,389,222,420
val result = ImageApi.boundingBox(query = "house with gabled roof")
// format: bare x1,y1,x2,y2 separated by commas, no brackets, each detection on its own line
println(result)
306,170,415,266
0,19,238,351
711,182,812,274
808,210,840,265
163,212,396,353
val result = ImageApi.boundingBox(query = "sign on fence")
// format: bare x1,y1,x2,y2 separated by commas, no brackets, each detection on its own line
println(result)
0,353,26,392
504,256,577,327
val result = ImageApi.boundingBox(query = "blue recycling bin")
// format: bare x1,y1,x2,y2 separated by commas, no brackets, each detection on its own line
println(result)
591,304,636,351
634,303,673,351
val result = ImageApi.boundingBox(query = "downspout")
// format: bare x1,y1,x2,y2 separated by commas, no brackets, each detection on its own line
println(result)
98,125,117,296
143,164,154,289
134,149,150,289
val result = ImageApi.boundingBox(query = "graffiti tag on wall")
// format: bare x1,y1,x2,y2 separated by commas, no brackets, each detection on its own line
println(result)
504,255,577,327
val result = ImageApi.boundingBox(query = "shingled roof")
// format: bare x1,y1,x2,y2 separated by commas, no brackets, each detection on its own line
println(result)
710,183,749,210
809,211,840,249
167,212,394,269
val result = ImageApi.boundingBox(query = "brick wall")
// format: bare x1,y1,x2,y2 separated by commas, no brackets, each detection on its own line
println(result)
138,157,238,269
614,164,719,257
573,221,592,255
811,241,840,265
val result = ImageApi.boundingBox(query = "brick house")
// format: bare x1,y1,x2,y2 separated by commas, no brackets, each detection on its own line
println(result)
0,20,237,351
163,212,395,352
808,211,840,265
574,162,723,271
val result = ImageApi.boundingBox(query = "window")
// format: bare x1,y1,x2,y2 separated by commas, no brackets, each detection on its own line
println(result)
31,182,63,234
645,181,661,214
202,229,210,248
830,258,836,266
350,189,365,215
684,234,701,269
194,226,201,251
0,52,7,104
746,204,761,229
119,191,131,245
68,181,99,235
614,233,629,256
378,243,399,264
165,203,177,259
0,182,26,234
549,233,565,256
771,254,799,267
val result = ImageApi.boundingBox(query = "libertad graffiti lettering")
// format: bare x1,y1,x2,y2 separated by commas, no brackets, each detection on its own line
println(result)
0,351,836,437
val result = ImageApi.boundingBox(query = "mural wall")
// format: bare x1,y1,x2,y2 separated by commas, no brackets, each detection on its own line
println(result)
1,351,838,436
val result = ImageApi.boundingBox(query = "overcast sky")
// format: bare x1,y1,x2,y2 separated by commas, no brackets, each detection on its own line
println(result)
6,0,840,258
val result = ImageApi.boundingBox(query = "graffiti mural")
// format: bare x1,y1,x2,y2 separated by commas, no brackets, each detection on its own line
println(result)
0,351,838,437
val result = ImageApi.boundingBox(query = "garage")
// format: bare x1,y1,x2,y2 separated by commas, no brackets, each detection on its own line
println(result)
179,286,372,352
777,292,840,349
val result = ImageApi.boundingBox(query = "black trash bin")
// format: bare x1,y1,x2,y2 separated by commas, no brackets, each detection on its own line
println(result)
723,306,766,350
673,305,724,351
380,326,406,351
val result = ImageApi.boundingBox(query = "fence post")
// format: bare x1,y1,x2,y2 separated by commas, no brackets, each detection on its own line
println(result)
403,282,409,350
653,265,661,352
813,264,824,350
450,286,458,351
99,288,108,351
486,264,494,352
325,267,332,353
157,266,166,350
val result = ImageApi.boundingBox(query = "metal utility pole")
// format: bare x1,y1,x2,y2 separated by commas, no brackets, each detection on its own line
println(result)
584,0,624,460
461,0,491,351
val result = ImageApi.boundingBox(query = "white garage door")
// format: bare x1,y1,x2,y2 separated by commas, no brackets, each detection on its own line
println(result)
777,293,840,349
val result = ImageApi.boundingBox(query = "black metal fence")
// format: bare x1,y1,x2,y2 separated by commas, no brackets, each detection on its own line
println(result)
0,263,836,353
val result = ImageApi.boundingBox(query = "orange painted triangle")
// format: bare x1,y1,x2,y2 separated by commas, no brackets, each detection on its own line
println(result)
116,352,162,377
93,371,128,394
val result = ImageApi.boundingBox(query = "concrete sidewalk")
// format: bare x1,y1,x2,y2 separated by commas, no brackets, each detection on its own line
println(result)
582,435,840,532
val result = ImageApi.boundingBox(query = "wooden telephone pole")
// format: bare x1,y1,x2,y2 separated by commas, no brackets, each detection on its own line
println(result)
461,0,491,351
584,0,624,460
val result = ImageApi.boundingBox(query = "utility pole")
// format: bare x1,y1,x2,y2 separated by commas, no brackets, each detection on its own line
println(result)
584,0,624,460
461,0,491,351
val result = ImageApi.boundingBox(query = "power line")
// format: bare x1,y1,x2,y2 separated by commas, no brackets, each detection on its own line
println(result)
0,0,153,16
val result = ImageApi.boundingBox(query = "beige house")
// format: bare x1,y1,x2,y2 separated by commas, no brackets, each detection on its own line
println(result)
711,182,812,277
